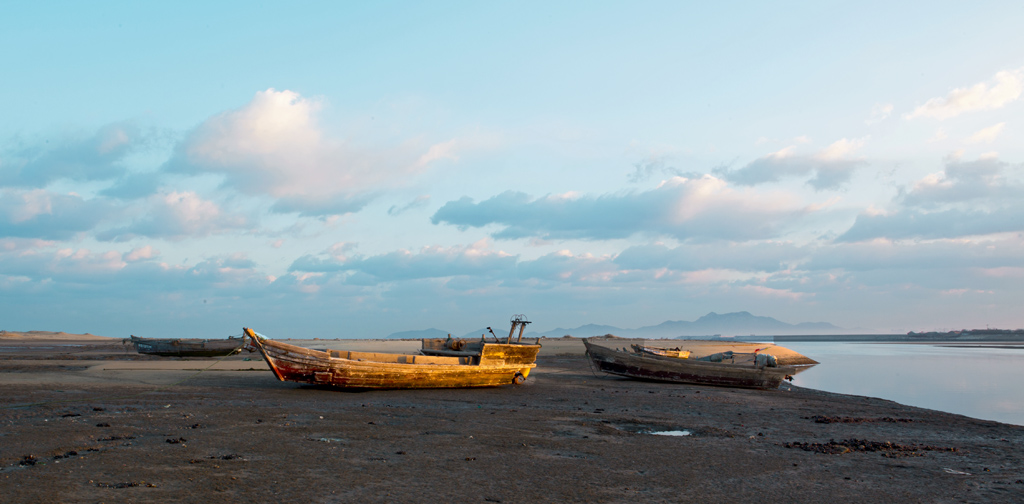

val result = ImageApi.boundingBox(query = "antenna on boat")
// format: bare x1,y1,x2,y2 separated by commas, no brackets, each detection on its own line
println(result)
508,314,531,343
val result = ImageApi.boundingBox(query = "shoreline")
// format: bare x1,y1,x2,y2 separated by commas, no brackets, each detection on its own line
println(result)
1,338,1022,501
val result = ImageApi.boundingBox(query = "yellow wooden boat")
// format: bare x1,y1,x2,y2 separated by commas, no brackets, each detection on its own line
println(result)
244,316,540,389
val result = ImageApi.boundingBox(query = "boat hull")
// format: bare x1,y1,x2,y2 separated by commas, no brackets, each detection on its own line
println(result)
583,339,805,390
244,328,540,390
130,335,245,357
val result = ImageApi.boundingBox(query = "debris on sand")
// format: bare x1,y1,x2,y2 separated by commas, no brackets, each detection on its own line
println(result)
784,438,957,457
93,481,157,488
806,415,914,424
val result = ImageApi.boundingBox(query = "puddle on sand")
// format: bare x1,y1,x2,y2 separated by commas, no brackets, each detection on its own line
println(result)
608,422,694,437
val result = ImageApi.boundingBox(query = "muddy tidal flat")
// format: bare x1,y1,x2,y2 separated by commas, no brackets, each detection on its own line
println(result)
2,335,1023,503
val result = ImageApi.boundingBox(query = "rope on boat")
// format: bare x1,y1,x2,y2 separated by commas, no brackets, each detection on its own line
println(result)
1,342,250,410
583,349,616,380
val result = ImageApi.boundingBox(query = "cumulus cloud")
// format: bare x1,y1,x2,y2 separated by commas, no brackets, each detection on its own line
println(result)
0,123,144,188
289,239,813,292
431,176,816,241
0,189,114,240
165,88,450,217
838,207,1024,242
185,253,267,289
124,245,160,262
838,154,1024,242
289,239,517,281
838,157,1023,242
715,138,868,190
414,139,459,168
97,191,248,242
0,244,128,283
0,242,269,293
905,68,1024,120
966,122,1006,144
902,156,1020,209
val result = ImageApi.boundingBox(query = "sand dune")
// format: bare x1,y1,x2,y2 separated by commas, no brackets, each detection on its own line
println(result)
0,330,115,341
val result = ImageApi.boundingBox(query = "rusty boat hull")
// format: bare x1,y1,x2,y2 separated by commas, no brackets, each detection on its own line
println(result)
244,328,541,390
583,338,816,390
129,335,246,357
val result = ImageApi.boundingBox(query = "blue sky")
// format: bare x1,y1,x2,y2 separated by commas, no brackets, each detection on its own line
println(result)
2,1,1023,338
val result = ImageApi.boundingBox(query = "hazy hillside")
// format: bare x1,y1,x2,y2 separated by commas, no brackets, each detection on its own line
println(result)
386,328,450,340
524,311,848,339
387,311,851,340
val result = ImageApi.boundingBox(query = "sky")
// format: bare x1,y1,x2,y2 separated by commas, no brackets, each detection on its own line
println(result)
2,1,1023,338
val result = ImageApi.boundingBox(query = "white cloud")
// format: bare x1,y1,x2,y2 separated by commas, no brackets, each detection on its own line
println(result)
290,239,517,281
8,189,54,223
98,191,248,241
903,156,1017,208
125,245,159,262
167,88,441,216
839,156,1024,241
0,189,113,240
716,138,868,190
414,139,459,168
432,175,818,242
0,122,146,189
966,122,1006,144
818,137,868,161
906,68,1024,120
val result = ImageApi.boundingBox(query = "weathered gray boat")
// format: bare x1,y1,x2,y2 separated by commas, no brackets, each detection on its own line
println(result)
583,338,817,389
129,335,247,357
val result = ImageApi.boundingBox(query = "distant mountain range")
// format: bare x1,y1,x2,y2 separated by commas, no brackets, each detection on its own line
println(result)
386,328,451,340
386,311,849,339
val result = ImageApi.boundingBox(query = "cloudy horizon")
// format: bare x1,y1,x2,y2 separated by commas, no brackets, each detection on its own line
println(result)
2,2,1023,338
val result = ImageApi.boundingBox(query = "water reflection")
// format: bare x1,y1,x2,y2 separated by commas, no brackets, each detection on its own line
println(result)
648,430,691,436
782,342,1024,426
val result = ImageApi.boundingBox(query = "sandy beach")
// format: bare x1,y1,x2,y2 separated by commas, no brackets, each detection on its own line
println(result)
2,333,1023,503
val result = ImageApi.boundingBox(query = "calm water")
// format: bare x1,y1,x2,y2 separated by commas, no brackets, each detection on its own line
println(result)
780,341,1024,426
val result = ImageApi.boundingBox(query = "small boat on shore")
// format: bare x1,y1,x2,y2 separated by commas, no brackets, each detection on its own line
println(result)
242,316,541,389
128,335,247,357
583,338,817,390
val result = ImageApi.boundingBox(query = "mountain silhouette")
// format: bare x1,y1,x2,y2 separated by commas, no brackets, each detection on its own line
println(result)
528,311,846,338
387,311,848,340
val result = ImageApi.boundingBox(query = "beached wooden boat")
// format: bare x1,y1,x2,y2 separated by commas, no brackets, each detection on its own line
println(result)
583,338,817,389
242,317,541,389
129,335,247,357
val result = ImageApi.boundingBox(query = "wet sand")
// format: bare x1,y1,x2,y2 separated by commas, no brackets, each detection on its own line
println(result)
2,335,1023,503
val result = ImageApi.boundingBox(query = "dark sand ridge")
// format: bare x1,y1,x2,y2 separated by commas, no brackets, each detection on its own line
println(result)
2,334,1023,502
